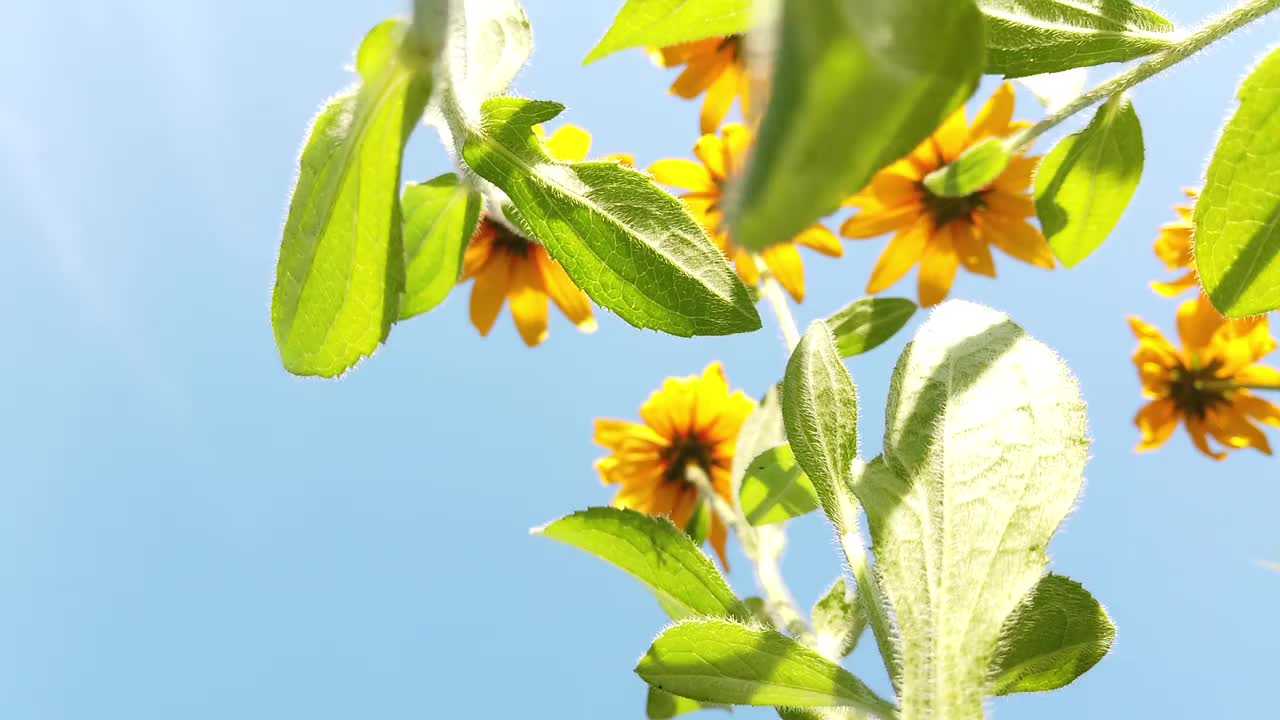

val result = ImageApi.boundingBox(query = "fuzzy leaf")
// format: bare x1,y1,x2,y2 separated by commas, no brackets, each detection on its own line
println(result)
399,173,482,319
636,620,895,717
782,322,858,510
812,579,866,660
271,20,433,376
923,138,1012,198
739,445,819,526
730,0,984,252
462,98,760,336
440,0,531,118
991,574,1116,695
535,507,748,621
856,300,1089,718
825,297,918,358
731,386,787,487
1195,47,1280,317
647,687,731,719
978,0,1178,77
1036,94,1144,268
585,0,752,64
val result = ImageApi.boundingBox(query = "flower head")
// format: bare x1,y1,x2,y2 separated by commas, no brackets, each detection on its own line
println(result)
1151,188,1201,297
650,123,843,303
652,36,750,134
461,125,621,347
1130,294,1280,459
594,363,756,569
841,83,1055,307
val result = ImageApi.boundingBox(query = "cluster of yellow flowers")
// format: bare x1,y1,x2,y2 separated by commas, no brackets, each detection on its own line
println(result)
1129,193,1280,460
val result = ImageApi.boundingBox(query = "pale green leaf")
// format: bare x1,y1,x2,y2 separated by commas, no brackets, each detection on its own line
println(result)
782,322,858,510
730,0,984,252
922,138,1012,199
812,579,865,660
730,386,786,487
855,300,1089,718
399,174,482,320
1195,47,1280,317
647,687,731,719
1036,94,1144,268
825,297,917,358
978,0,1179,77
585,0,752,65
440,0,531,117
534,507,748,621
462,98,760,336
271,20,433,377
991,574,1115,695
635,619,896,718
739,445,819,526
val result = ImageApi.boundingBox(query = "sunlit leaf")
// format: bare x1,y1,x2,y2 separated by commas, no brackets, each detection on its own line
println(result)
739,445,819,526
730,0,984,252
922,138,1012,199
271,20,433,377
782,322,857,509
462,98,760,336
812,579,865,660
731,386,786,487
825,297,917,358
1036,94,1144,268
647,687,731,719
1195,46,1280,317
585,0,752,64
399,173,482,320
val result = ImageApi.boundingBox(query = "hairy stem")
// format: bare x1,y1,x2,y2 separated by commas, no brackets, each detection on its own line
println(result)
755,256,802,352
1011,0,1280,153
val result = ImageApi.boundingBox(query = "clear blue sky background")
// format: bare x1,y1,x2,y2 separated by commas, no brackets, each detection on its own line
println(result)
3,1,1278,717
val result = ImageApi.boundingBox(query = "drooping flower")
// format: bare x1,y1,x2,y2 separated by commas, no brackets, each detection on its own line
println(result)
1151,188,1201,297
594,363,756,569
840,83,1055,307
1130,294,1280,459
649,123,843,303
652,36,750,134
461,125,623,347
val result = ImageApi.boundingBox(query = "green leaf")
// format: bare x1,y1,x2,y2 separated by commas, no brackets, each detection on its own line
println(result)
729,0,984,252
271,20,433,376
635,619,896,718
812,579,865,660
440,0,531,116
399,174,482,320
922,138,1012,198
585,0,752,65
782,322,858,511
462,98,760,336
855,300,1089,718
825,298,917,358
978,0,1179,77
730,386,786,487
1195,47,1280,317
534,507,748,621
991,574,1116,695
647,687,731,719
739,445,819,526
741,597,775,628
1036,94,1144,268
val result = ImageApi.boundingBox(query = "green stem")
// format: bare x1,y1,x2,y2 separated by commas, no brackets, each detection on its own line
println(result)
409,0,449,62
1011,0,1280,153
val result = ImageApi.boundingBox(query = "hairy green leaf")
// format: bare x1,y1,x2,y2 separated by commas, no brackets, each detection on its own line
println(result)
271,21,433,376
462,98,760,336
923,138,1012,198
825,297,917,358
739,445,819,526
441,0,531,116
731,386,786,487
647,687,731,719
856,301,1088,718
585,0,752,64
534,507,747,621
399,174,482,320
636,620,895,717
978,0,1178,77
1195,47,1280,317
812,579,866,660
991,574,1115,695
782,322,858,509
1036,94,1144,268
730,0,984,252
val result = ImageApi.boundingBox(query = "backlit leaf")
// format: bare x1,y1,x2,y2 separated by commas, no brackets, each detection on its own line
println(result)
923,138,1012,199
647,687,731,719
825,297,917,358
739,445,819,526
399,173,482,320
812,579,865,660
585,0,752,65
731,386,786,487
782,322,858,510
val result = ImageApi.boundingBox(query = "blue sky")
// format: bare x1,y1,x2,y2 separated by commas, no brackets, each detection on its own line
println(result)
2,1,1278,717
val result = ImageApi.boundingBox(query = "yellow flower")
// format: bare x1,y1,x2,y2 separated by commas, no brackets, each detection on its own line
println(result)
1130,294,1280,460
594,362,756,569
461,125,624,347
652,36,750,134
1151,188,1201,297
841,83,1055,307
649,124,844,303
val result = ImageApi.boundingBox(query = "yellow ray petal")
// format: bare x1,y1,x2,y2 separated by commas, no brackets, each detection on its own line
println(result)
670,50,729,99
953,221,995,278
543,125,592,162
841,204,922,239
594,418,663,450
535,249,597,332
469,250,511,336
983,190,1037,219
694,132,728,181
1236,391,1280,427
866,217,931,294
1185,418,1227,460
992,155,1039,193
934,106,970,162
793,224,844,257
721,123,752,176
979,212,1055,269
1234,365,1280,388
701,62,739,134
918,225,961,307
1134,398,1179,451
970,82,1016,142
507,254,550,347
1151,271,1199,297
1176,294,1224,355
1206,406,1272,454
763,243,806,303
649,159,715,192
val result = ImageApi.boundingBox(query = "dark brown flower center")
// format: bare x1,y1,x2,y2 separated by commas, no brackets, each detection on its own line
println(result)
662,432,717,484
919,183,986,226
488,218,534,257
1168,358,1232,420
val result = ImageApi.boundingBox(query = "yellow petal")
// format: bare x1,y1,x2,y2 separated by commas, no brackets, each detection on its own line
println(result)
469,250,511,336
1150,271,1199,297
763,243,806,303
918,225,961,307
1176,294,1224,355
701,61,740,134
1206,406,1272,455
934,106,970,162
1236,391,1280,427
708,511,730,571
1134,398,1179,452
1234,365,1280,388
978,212,1055,269
721,123,752,177
1185,418,1227,461
793,224,844,257
694,132,728,181
641,376,697,439
953,221,995,278
603,152,635,167
732,249,761,288
1153,224,1194,270
507,255,550,347
840,204,922,239
670,48,729,99
535,248,597,332
867,217,931,294
669,486,701,532
461,222,496,280
983,190,1037,219
594,418,664,450
992,155,1039,193
649,159,715,192
970,82,1016,142
543,125,592,162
